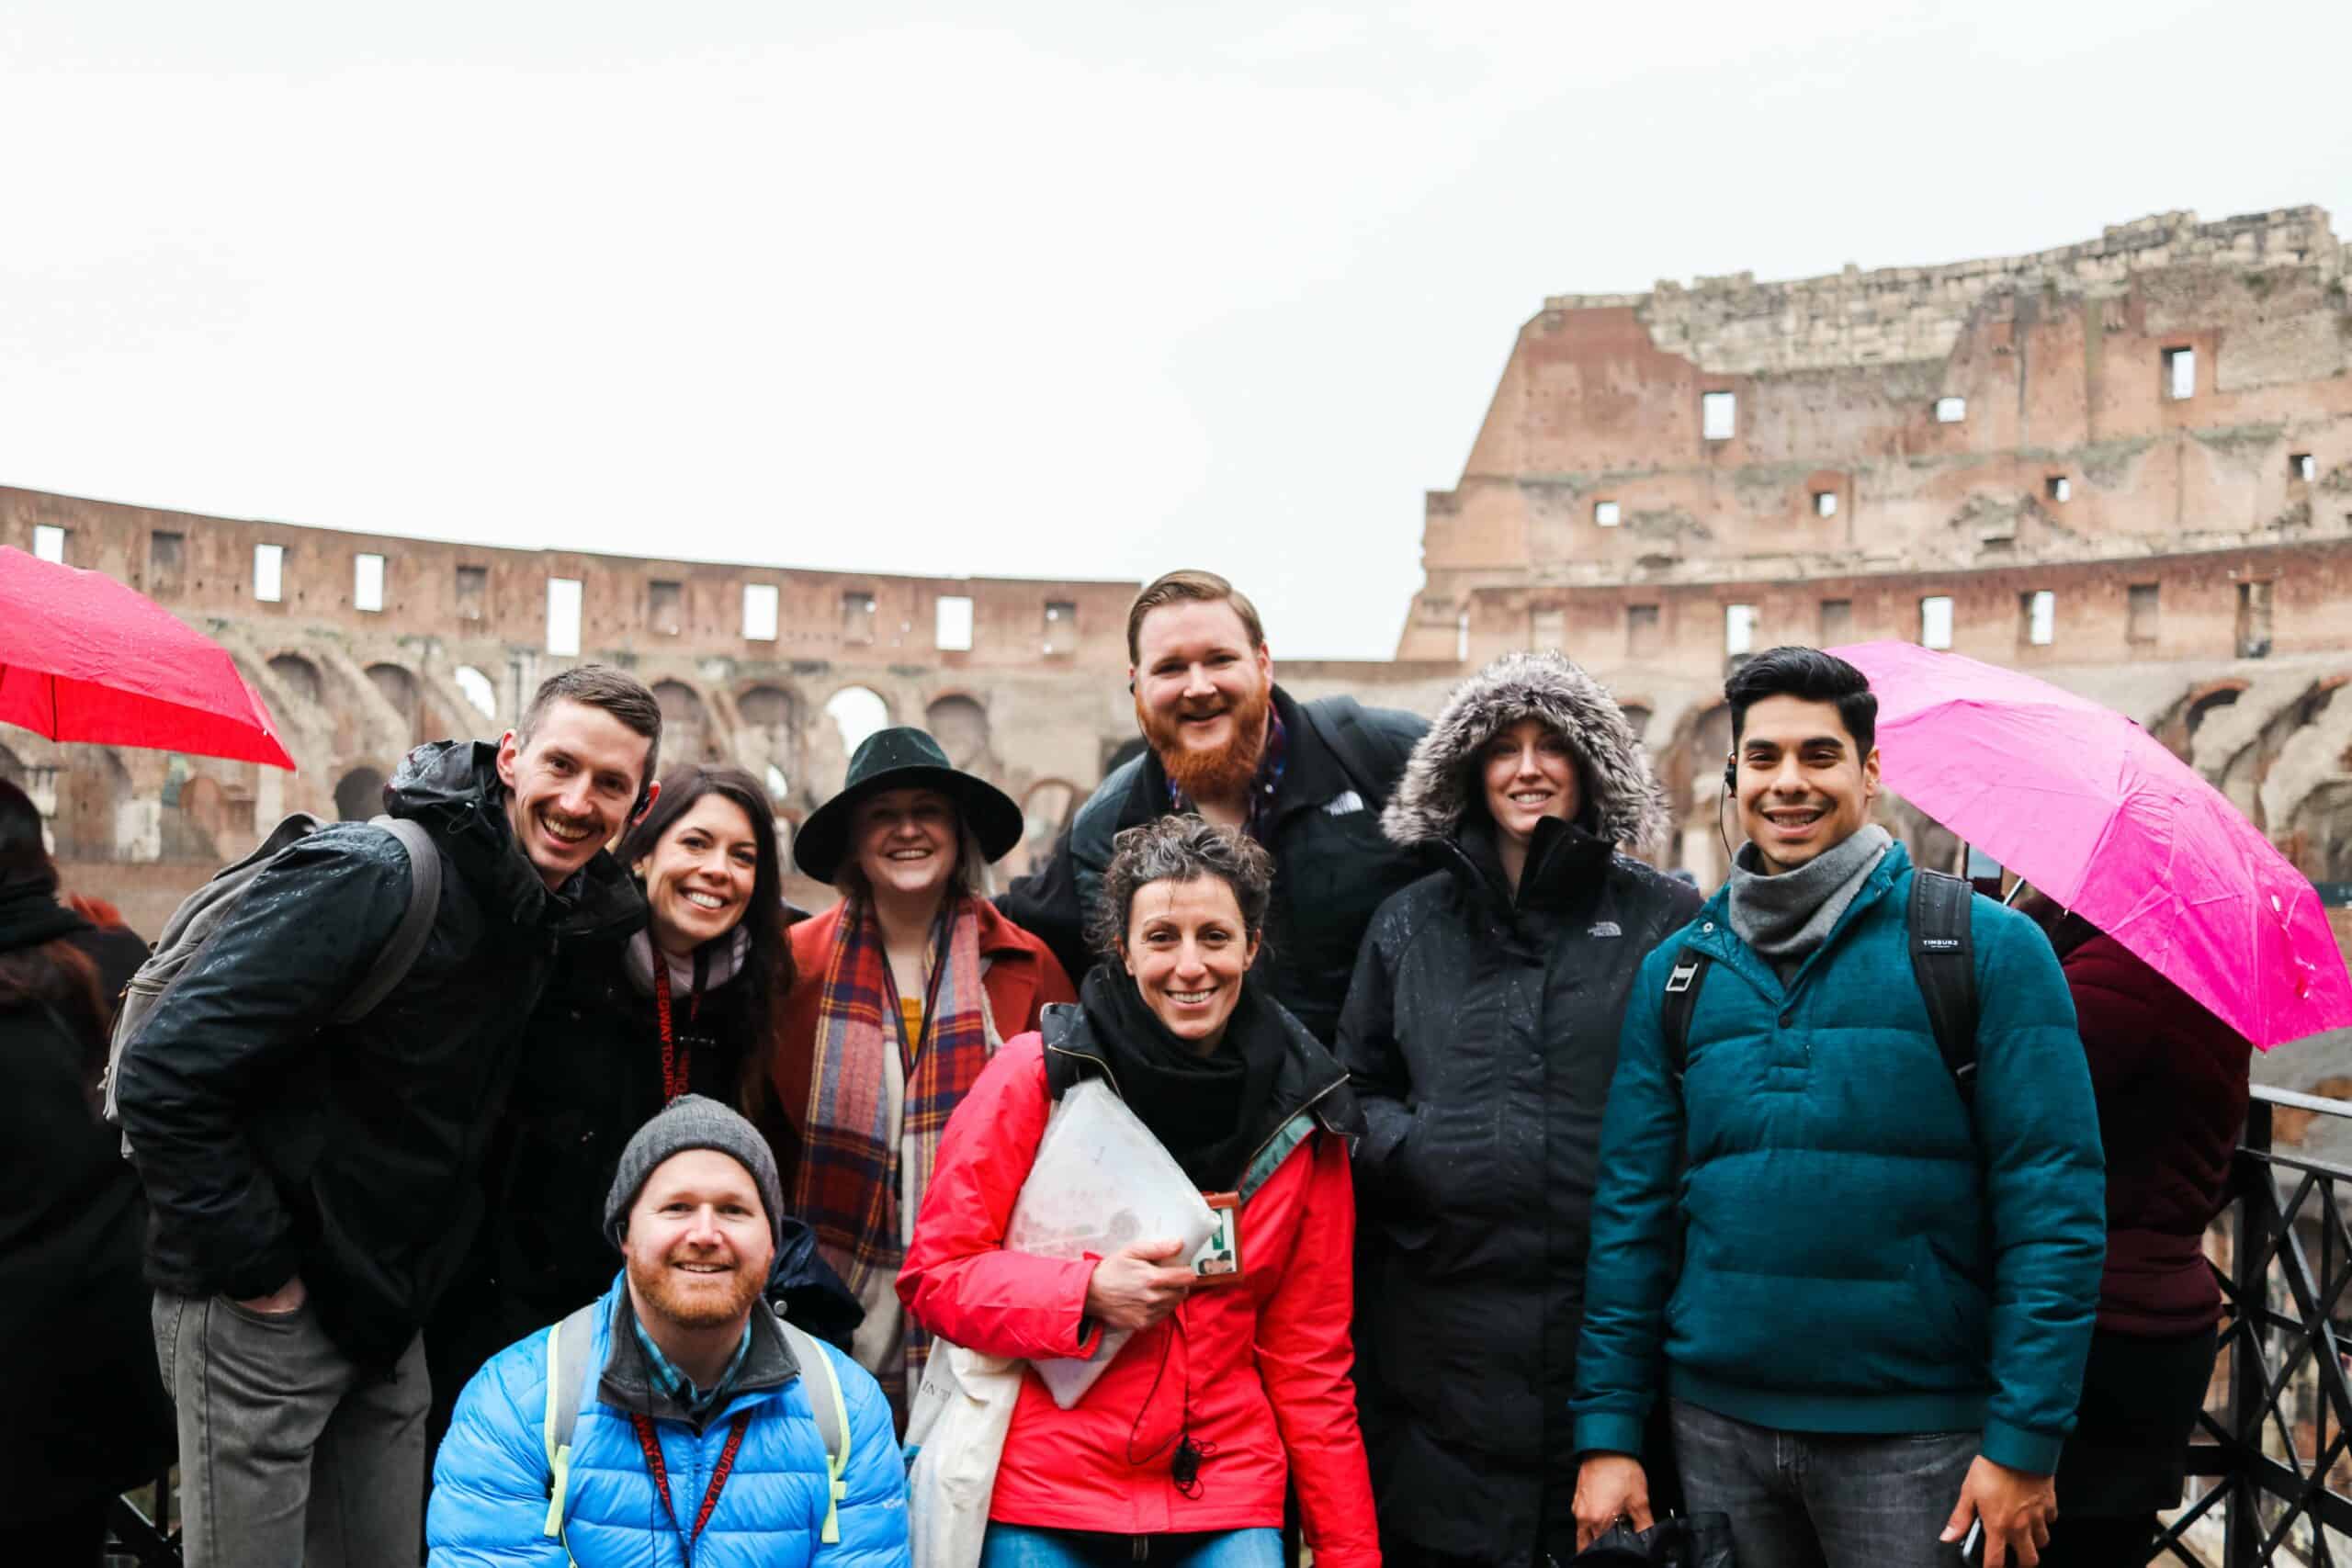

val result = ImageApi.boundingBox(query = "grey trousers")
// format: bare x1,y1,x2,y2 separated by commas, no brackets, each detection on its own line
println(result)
1670,1398,1976,1568
153,1292,428,1568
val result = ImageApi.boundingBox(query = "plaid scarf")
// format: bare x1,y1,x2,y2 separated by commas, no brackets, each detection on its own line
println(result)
791,889,999,1403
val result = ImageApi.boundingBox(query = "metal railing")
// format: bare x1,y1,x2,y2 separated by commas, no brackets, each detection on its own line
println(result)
2167,1086,2352,1566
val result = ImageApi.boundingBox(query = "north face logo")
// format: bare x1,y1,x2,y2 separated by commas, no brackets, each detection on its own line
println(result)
1588,921,1623,939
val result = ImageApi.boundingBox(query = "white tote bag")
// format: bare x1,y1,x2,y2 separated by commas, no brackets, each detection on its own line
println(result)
903,1339,1023,1568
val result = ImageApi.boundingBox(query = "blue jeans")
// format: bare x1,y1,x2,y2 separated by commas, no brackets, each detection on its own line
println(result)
1670,1399,1975,1568
978,1524,1284,1568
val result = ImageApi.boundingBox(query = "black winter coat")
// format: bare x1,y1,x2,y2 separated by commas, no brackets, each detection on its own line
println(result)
0,909,175,1519
1000,686,1426,1044
113,741,645,1369
1340,818,1700,1564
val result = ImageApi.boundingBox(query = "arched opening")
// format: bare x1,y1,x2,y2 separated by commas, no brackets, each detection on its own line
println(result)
0,742,20,788
653,681,713,766
2290,781,2352,883
366,663,424,739
454,665,499,723
2186,687,2243,739
1003,778,1080,881
737,686,800,803
61,750,137,861
1673,704,1738,887
2222,682,2343,830
167,774,227,861
267,654,323,708
824,687,890,757
1620,704,1654,747
335,765,389,823
924,694,992,771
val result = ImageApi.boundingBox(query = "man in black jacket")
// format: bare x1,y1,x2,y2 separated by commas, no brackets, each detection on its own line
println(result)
999,569,1426,1045
115,664,660,1568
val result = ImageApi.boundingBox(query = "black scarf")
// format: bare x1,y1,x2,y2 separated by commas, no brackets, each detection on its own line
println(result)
1077,964,1286,1191
0,874,87,954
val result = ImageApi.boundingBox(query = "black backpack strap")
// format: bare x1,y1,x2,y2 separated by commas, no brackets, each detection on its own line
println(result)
1660,945,1713,1088
1295,695,1417,814
1907,870,1980,1103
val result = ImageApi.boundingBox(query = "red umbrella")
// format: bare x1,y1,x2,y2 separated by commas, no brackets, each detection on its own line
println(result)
0,546,296,769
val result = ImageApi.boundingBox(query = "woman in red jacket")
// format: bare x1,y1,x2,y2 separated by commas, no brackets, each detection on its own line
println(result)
772,726,1075,1421
900,815,1378,1568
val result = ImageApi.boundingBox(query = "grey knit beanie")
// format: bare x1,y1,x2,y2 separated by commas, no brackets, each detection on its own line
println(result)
604,1095,786,1257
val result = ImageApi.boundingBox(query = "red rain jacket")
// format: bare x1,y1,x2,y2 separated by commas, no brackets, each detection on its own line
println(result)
899,1032,1378,1564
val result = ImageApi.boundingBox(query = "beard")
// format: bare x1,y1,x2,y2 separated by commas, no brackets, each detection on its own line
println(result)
627,1247,765,1331
1137,674,1273,803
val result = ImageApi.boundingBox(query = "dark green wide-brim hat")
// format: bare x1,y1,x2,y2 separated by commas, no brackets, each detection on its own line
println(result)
793,726,1025,884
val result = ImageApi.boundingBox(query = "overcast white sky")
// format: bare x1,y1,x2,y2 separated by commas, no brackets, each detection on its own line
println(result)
6,1,2348,659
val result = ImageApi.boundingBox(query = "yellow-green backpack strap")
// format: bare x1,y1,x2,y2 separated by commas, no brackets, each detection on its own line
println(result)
779,1320,850,1545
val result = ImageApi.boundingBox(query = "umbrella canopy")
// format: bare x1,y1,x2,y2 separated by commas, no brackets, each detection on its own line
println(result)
1830,639,2350,1049
0,546,296,769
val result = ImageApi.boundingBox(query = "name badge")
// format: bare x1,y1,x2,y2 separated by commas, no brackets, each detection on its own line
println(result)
1192,1191,1244,1286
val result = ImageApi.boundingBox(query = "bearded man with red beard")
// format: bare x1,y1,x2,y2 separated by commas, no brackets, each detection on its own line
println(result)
1001,569,1426,1047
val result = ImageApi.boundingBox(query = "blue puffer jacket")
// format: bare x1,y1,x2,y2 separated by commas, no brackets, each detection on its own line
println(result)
429,1277,910,1568
1572,844,2105,1475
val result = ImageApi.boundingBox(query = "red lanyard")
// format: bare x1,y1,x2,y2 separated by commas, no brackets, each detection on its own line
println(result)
629,1409,750,1565
652,964,699,1103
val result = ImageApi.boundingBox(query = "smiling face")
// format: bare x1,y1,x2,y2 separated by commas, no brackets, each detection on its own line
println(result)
1734,694,1881,874
851,786,960,901
623,1147,774,1333
497,698,657,891
1131,600,1274,801
1480,716,1583,847
1120,874,1261,1055
635,793,760,957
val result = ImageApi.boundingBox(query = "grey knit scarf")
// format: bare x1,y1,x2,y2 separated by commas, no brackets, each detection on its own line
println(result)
1726,823,1893,981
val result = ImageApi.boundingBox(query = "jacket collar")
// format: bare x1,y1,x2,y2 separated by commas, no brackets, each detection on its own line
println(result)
1681,840,1913,999
595,1280,800,1433
1438,814,1613,916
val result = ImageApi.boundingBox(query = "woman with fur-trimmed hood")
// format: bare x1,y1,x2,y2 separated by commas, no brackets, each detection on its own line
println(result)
1337,650,1702,1567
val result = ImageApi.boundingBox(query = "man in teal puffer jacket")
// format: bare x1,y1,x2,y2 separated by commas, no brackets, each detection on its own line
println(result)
1570,649,2103,1568
429,1097,909,1568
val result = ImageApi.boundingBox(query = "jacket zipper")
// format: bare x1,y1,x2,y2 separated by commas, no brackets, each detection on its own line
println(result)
1238,1074,1349,1182
1044,1040,1123,1098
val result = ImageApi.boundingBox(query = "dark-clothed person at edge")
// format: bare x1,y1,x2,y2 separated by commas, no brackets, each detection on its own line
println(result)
773,725,1074,1422
999,569,1424,1044
428,1095,910,1567
900,817,1378,1568
1340,651,1701,1567
427,762,816,1452
1571,647,2106,1568
0,779,175,1566
2024,897,2251,1568
113,665,661,1568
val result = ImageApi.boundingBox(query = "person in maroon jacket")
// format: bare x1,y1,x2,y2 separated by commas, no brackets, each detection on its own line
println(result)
2024,896,2251,1567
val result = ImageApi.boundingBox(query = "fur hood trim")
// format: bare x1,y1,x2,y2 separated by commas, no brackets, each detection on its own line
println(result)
1382,651,1669,853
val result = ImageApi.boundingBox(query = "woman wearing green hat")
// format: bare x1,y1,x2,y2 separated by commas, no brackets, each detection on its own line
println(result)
772,726,1075,1419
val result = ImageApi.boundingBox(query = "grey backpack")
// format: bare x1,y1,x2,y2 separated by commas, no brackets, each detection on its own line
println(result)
99,811,442,1148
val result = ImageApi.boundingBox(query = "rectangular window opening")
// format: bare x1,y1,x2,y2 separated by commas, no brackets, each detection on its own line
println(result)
2163,346,2196,401
2045,476,2071,503
2127,583,2160,643
2290,453,2316,483
2022,590,2055,647
742,583,779,642
1530,607,1565,652
935,594,974,652
1454,611,1470,662
1934,397,1967,423
149,530,186,594
1724,603,1758,657
1818,599,1853,645
455,564,487,620
2236,581,2274,660
354,553,386,613
1813,490,1838,518
31,525,66,564
1627,604,1660,659
649,580,684,636
1044,600,1077,656
1702,390,1737,442
546,577,582,656
842,592,877,644
253,543,285,604
1919,595,1954,650
1593,500,1622,527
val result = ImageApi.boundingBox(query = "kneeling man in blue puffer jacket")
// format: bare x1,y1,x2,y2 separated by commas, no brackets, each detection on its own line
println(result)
430,1096,909,1568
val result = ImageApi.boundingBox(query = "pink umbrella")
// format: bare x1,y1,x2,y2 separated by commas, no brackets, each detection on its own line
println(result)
1830,639,2351,1050
0,546,296,769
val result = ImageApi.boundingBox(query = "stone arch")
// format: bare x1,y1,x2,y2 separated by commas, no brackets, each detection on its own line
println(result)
2288,781,2352,883
1002,777,1080,882
1620,703,1655,747
0,741,19,788
2221,681,2343,830
366,662,424,740
334,764,390,823
2152,677,2251,761
924,694,992,771
267,653,323,707
453,665,499,723
167,774,229,861
61,750,136,861
810,686,892,797
1668,703,1737,887
735,684,800,801
652,680,714,766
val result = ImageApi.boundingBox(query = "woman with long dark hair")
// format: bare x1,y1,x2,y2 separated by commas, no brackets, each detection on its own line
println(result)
427,763,808,1438
0,778,174,1563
